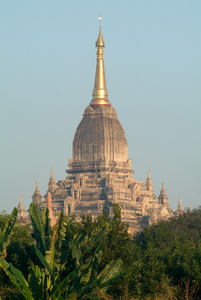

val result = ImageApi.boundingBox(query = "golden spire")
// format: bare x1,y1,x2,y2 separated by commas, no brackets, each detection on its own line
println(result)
90,17,111,107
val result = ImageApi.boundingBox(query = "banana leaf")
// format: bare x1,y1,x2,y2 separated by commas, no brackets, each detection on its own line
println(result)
51,267,80,300
46,213,67,272
68,241,104,295
0,207,18,254
97,258,123,284
69,239,81,266
29,203,46,255
28,266,43,300
45,233,57,271
0,258,33,300
32,244,53,277
42,208,51,251
79,259,123,297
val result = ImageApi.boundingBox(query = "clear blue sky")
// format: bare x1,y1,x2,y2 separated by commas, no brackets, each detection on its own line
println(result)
1,0,200,213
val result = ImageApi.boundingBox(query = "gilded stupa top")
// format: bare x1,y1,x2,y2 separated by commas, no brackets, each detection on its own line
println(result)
96,24,105,47
70,18,129,167
90,18,111,107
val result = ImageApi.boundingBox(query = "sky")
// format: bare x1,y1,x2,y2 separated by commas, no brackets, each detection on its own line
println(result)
0,0,200,213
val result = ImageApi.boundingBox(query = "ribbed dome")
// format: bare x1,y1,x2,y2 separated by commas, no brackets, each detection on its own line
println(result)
73,105,128,163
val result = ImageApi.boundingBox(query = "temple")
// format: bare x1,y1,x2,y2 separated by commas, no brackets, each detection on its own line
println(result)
18,23,183,234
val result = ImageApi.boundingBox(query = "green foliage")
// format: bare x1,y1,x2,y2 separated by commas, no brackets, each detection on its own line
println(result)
80,214,94,235
0,208,25,299
0,208,18,255
127,208,201,298
6,223,34,277
2,204,201,299
0,211,10,230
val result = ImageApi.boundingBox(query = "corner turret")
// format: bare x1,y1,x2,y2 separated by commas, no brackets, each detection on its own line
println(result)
32,180,42,205
17,195,27,221
177,196,184,214
145,169,153,192
47,169,56,194
158,182,171,210
173,196,184,216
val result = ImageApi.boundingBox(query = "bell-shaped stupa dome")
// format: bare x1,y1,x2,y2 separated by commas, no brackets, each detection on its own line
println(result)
73,105,128,163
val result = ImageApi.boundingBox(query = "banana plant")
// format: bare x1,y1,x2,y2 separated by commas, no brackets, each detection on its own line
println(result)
1,240,122,299
0,203,124,299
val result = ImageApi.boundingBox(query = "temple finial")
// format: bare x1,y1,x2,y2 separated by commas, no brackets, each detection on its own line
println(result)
98,15,102,29
96,16,105,48
90,18,111,107
35,180,40,193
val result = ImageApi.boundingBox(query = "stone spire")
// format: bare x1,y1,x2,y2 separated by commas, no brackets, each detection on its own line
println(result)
145,169,153,192
158,182,170,209
46,192,56,227
17,195,27,221
32,180,42,206
177,196,184,214
47,169,56,194
90,18,111,107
